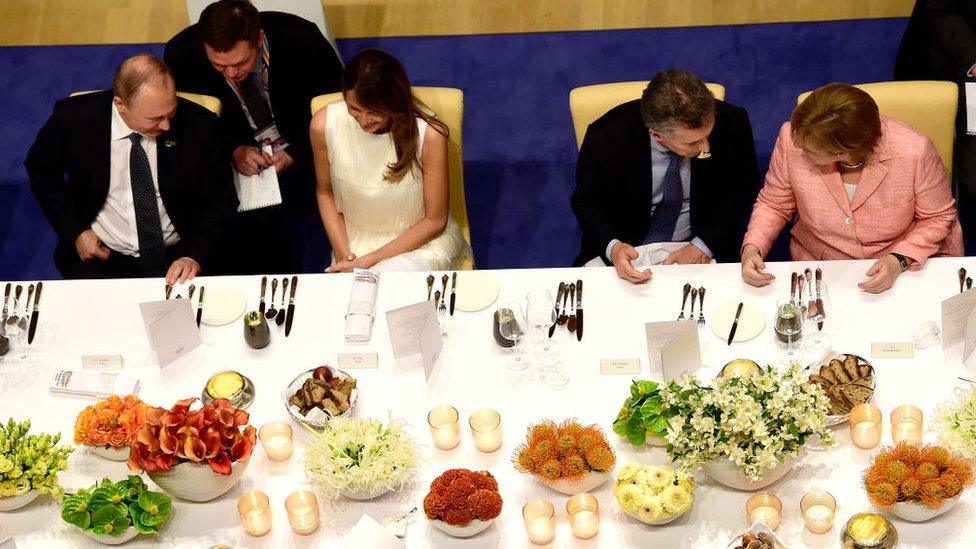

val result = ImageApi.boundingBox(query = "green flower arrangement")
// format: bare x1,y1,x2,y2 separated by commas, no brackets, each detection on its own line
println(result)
61,476,172,538
614,463,695,523
613,380,675,445
932,387,976,460
0,418,73,499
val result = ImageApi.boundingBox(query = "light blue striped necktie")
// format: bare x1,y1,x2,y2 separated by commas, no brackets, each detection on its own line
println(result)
644,151,683,244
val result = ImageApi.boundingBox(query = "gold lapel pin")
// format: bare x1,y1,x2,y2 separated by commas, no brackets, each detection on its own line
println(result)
697,150,711,159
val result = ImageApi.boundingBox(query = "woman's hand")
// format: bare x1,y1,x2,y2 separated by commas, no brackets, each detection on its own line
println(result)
741,244,775,286
858,254,903,293
326,253,357,273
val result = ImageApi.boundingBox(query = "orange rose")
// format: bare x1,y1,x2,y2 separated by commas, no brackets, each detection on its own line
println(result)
87,431,107,447
108,431,128,448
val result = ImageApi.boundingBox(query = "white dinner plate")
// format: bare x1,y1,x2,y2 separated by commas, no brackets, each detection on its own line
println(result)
709,300,765,343
454,272,500,312
201,284,247,326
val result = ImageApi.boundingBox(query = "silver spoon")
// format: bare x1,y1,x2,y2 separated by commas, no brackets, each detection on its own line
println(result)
427,274,435,300
265,278,278,319
6,285,23,327
557,284,570,325
567,283,578,333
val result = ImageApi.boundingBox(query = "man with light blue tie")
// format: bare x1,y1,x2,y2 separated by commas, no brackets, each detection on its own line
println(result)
571,69,761,283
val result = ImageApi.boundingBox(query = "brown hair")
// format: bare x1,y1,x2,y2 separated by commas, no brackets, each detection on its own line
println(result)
199,0,261,52
342,48,448,183
640,69,716,134
791,83,882,160
112,54,173,104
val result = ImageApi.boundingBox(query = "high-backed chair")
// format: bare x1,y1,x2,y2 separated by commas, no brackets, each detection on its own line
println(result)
311,88,476,270
70,90,223,116
569,81,727,149
798,81,958,181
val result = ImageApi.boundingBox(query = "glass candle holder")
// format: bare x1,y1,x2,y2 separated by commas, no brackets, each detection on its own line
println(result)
428,405,461,450
469,408,502,452
237,491,271,536
850,404,883,449
800,490,836,534
523,499,556,544
566,493,600,539
746,493,783,530
259,422,293,462
285,490,319,535
890,405,923,444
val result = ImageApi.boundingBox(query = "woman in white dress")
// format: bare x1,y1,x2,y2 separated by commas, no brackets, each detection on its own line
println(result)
311,49,471,272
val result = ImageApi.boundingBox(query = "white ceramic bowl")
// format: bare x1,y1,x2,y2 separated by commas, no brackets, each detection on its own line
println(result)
0,490,38,511
83,529,140,545
147,458,249,502
430,518,493,537
542,470,611,495
623,505,690,525
91,445,129,461
703,455,798,491
888,495,960,522
340,485,392,501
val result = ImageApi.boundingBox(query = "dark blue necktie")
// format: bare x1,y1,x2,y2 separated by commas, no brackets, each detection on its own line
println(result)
127,132,167,276
644,151,683,244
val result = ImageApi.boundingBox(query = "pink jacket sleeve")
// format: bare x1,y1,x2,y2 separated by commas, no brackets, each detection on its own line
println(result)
889,138,957,267
742,124,795,257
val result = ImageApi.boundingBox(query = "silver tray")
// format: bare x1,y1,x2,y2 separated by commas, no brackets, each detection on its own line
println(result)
281,365,358,431
805,353,875,426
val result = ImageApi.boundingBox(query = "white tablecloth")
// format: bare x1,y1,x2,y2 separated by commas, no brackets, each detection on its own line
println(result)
2,258,975,548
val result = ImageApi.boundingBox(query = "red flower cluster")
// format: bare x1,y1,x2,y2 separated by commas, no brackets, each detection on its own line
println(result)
127,398,257,476
424,469,503,526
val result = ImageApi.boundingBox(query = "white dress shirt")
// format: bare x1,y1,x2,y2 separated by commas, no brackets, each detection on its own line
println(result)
606,136,712,259
91,104,179,256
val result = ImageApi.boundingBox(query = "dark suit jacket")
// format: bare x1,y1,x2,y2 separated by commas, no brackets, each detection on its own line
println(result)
570,99,760,266
164,12,343,178
24,90,237,273
895,0,976,81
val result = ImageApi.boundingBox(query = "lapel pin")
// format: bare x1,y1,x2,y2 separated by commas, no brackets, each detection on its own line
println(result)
162,139,177,148
697,150,711,159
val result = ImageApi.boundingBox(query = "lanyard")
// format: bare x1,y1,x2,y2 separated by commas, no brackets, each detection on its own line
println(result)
225,35,273,131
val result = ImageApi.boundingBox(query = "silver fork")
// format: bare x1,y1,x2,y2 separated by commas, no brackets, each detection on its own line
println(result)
697,287,706,326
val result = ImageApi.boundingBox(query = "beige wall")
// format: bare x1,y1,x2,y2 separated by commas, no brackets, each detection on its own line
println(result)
1,0,915,46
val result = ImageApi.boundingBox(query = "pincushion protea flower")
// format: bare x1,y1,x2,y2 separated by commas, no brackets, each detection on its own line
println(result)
863,443,973,509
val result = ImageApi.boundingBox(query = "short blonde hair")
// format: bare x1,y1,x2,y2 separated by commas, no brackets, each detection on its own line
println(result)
112,54,173,105
791,83,881,159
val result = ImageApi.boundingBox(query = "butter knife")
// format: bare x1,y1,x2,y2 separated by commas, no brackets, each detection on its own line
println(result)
259,276,267,314
576,279,583,341
196,286,205,328
449,272,457,316
727,302,744,345
1,283,10,326
28,282,42,344
285,275,298,337
549,282,564,338
815,268,825,331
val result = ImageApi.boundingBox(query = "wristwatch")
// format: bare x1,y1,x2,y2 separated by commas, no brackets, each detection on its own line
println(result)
890,252,909,272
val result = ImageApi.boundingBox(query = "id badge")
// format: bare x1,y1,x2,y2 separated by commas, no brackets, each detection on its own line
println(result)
254,122,290,153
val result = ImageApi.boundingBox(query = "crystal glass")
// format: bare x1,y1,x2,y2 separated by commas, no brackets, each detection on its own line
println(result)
746,492,783,530
774,299,804,357
803,280,832,358
525,289,567,386
523,499,556,544
800,490,836,534
0,291,37,369
498,303,527,371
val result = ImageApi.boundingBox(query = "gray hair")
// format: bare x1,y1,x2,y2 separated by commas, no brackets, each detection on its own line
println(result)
112,54,173,104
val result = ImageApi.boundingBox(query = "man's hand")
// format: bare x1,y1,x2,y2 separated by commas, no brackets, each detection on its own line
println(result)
271,149,294,173
858,254,903,294
662,243,710,265
610,242,652,283
166,257,200,285
741,244,775,286
75,229,110,261
232,145,273,176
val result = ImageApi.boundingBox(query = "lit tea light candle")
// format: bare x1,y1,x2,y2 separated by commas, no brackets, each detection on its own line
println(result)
427,405,461,450
469,408,502,452
800,490,836,534
285,490,319,535
523,499,556,544
850,404,883,449
890,405,923,444
746,493,782,530
237,491,271,536
567,493,599,539
259,422,293,462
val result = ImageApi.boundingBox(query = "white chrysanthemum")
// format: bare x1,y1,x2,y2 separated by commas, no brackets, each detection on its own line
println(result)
615,484,642,514
644,466,673,491
617,463,642,482
636,495,664,522
660,485,693,515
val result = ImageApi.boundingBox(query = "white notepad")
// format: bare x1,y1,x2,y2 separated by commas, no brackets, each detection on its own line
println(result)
233,145,283,212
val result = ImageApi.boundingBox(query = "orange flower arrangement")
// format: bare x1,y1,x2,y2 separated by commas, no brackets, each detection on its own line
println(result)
423,469,503,527
74,395,146,448
863,443,973,509
513,419,616,482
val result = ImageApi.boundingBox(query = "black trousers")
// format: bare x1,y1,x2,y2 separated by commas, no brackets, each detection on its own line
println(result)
56,241,190,280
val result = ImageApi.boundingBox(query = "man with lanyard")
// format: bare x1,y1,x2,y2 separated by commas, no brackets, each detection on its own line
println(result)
165,0,343,273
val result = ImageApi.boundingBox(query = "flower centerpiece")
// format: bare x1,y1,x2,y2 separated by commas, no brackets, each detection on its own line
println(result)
61,476,172,544
423,469,503,537
614,463,695,525
662,365,834,490
127,398,255,502
74,395,146,461
513,419,616,494
304,416,420,500
0,418,73,510
863,443,973,521
613,380,675,446
932,387,976,459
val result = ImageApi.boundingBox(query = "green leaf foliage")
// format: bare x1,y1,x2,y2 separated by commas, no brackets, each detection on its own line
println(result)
613,380,674,447
59,477,172,537
60,493,92,530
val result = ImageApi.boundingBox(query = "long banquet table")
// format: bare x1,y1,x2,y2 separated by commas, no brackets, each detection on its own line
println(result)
2,258,976,548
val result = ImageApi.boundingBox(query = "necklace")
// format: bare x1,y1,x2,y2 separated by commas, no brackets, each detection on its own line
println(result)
839,159,864,170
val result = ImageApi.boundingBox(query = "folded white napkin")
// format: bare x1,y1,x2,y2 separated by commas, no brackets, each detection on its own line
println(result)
345,269,379,342
583,242,716,267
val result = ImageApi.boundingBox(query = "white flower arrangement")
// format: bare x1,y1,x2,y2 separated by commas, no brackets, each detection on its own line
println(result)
933,387,976,459
303,416,420,499
661,365,835,481
613,463,694,523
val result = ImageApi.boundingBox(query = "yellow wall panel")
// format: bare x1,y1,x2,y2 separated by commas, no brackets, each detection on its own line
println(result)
1,0,915,46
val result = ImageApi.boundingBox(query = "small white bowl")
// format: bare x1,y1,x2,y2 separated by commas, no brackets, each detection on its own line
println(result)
90,445,129,462
623,504,690,525
0,490,39,511
430,518,493,537
340,485,392,501
888,495,960,522
83,528,140,545
542,470,611,495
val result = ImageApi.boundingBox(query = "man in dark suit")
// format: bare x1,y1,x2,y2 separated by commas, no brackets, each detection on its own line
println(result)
25,54,236,283
571,69,760,282
895,0,976,241
164,0,344,273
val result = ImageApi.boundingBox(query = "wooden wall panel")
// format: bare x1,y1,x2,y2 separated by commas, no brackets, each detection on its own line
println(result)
1,0,915,46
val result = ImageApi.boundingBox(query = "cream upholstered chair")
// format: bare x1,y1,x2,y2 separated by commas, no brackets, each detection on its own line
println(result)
70,90,223,116
311,88,476,270
797,81,958,180
569,81,727,149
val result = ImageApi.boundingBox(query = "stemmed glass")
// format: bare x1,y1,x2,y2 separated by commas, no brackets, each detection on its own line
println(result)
497,302,527,372
774,298,804,358
0,293,38,369
525,289,567,387
803,280,832,360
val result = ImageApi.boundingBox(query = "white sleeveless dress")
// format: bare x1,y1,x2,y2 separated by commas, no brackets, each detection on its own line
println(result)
324,101,471,271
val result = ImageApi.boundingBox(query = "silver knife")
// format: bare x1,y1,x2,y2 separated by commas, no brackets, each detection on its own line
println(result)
727,302,744,345
1,283,10,326
28,282,42,344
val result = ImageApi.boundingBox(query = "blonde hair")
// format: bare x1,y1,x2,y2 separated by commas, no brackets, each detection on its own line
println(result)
791,83,881,159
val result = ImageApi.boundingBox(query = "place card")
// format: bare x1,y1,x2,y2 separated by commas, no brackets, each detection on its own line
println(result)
138,299,201,368
645,320,701,381
345,514,404,548
81,354,124,371
599,358,641,375
338,352,379,369
385,300,442,380
941,287,976,348
870,342,914,358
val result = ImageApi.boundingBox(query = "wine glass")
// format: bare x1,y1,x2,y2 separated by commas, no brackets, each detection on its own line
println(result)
0,293,38,370
497,303,527,372
774,298,804,358
525,289,568,387
803,280,832,360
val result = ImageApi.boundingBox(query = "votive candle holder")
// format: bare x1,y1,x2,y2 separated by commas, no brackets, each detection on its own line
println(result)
567,493,600,539
850,404,883,449
285,490,320,535
800,490,836,534
237,491,272,536
469,408,503,452
259,421,293,462
746,492,782,530
523,499,556,544
890,405,923,444
428,405,461,450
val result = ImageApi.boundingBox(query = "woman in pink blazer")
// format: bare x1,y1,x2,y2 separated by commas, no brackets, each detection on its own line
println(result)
741,83,963,293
